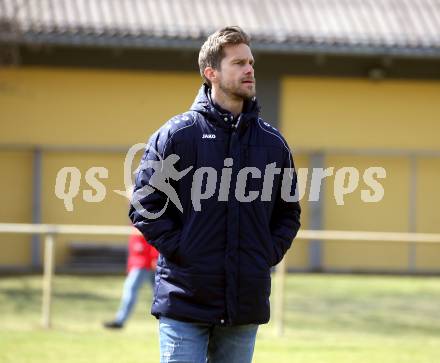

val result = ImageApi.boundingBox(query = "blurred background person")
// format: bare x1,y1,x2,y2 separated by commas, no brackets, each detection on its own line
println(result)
103,230,158,329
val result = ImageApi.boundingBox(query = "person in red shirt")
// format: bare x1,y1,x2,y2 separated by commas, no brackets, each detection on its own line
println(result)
104,229,158,329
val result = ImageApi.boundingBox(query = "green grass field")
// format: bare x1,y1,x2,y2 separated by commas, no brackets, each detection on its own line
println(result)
1,273,439,363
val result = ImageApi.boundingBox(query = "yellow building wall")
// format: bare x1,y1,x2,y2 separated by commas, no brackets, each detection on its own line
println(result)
415,158,440,270
281,77,440,272
0,67,201,146
2,69,440,271
323,155,410,271
285,153,309,269
281,78,440,150
41,151,137,265
0,67,202,267
0,151,33,266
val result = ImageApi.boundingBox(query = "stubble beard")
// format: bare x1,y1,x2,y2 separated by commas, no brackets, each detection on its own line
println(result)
219,79,256,101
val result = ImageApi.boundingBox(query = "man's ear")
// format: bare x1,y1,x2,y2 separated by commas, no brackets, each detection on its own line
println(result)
204,67,217,85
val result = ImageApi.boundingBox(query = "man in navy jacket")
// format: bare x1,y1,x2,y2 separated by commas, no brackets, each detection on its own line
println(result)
129,26,300,363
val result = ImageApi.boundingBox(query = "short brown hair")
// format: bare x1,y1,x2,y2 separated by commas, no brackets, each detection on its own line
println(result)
198,26,251,86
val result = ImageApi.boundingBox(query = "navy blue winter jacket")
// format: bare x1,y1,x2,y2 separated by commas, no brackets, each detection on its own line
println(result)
129,84,301,325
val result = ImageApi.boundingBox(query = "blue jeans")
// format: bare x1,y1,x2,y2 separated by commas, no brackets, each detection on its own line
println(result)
159,316,258,363
115,268,155,324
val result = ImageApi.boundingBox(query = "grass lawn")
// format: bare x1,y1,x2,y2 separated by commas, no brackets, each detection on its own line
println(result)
1,273,439,363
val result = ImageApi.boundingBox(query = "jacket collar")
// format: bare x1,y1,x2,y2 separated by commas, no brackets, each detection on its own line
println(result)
190,83,260,131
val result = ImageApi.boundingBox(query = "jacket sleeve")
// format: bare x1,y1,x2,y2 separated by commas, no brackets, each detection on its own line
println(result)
269,150,301,266
128,129,181,260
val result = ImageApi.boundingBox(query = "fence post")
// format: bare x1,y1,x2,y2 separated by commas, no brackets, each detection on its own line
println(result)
273,256,287,337
42,233,55,329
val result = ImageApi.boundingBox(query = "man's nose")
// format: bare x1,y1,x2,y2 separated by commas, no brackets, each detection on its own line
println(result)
245,63,254,75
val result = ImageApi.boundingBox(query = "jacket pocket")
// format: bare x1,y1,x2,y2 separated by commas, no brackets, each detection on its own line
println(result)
237,274,271,324
153,229,181,264
157,267,225,312
270,234,289,267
